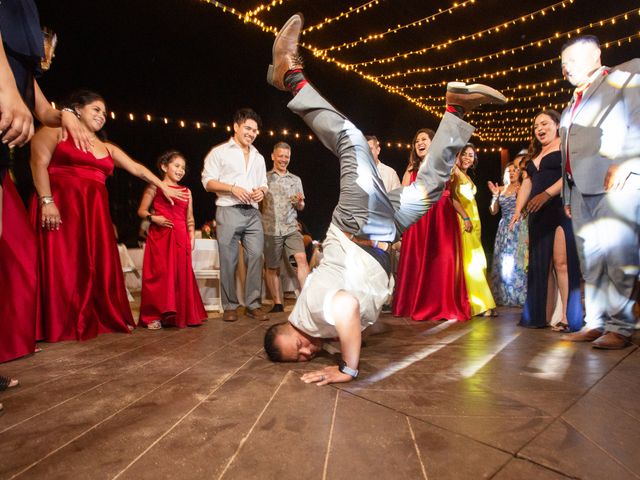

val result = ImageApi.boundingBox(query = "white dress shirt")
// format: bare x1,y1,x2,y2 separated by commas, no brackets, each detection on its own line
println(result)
377,161,401,192
201,137,268,208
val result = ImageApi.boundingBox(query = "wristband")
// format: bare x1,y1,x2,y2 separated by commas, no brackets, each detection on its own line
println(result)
147,214,153,223
463,217,470,221
338,359,359,379
544,190,551,197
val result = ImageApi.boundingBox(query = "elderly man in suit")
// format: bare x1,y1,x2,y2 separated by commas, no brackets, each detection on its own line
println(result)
560,35,640,349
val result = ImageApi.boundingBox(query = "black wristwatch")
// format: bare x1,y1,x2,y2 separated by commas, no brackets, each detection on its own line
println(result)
338,359,359,379
147,214,153,223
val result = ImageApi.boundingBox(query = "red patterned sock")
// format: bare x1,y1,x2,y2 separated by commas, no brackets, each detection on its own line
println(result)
284,69,308,96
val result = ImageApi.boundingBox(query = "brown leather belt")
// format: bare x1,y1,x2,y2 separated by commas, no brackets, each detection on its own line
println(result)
341,230,391,252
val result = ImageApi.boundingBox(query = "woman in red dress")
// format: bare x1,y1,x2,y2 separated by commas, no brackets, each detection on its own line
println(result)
137,151,206,329
30,90,187,342
393,128,471,321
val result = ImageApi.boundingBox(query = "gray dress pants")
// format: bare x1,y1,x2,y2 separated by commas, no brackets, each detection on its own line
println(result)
215,206,264,310
287,84,475,242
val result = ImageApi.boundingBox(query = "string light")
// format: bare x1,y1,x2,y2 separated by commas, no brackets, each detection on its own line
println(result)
185,2,638,143
338,0,573,67
102,108,452,149
302,0,383,34
244,0,287,18
370,8,638,79
308,0,477,52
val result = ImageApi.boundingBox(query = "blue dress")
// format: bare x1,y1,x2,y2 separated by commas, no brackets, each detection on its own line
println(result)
490,193,528,306
520,151,583,331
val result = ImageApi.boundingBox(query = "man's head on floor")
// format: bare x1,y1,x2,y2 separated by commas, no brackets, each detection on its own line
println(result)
264,322,324,362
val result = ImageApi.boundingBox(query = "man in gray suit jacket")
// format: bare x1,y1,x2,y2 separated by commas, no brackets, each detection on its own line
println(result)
560,35,640,349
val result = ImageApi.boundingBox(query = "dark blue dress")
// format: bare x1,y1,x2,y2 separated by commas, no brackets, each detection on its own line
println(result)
520,151,583,331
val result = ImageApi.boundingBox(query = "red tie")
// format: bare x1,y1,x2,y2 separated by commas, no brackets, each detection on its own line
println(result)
565,90,583,176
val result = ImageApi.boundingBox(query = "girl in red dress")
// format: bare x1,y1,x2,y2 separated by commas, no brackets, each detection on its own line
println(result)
137,151,206,330
30,90,187,342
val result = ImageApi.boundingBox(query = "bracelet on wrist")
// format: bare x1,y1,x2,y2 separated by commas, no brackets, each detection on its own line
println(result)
147,214,153,223
61,107,79,118
544,191,552,197
39,195,55,206
463,217,470,221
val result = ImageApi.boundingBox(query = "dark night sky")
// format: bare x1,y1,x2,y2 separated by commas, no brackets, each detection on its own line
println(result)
21,0,639,246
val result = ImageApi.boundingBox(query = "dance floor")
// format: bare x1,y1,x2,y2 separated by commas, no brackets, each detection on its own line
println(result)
1,304,639,480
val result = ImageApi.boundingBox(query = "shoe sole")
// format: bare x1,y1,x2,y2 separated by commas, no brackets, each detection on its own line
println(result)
266,13,304,86
446,81,507,104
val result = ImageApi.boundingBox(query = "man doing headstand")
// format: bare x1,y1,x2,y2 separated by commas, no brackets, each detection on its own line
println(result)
263,14,507,385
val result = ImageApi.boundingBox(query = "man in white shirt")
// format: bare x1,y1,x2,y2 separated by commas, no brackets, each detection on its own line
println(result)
201,108,269,322
263,14,506,385
366,135,401,193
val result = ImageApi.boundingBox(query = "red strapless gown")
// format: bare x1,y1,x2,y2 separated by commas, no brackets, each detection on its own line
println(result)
139,186,206,327
0,176,37,362
31,138,135,342
393,175,470,321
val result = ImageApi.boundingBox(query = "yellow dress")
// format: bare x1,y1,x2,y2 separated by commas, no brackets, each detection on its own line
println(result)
452,170,496,316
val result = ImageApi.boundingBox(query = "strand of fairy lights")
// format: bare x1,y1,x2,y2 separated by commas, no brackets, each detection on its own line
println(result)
341,0,574,67
301,0,383,34
382,30,639,91
372,8,639,80
189,1,637,143
307,0,477,52
197,0,277,33
245,0,287,18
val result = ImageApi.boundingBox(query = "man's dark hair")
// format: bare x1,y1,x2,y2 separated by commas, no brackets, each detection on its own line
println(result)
561,35,600,53
233,108,262,130
264,322,288,361
365,135,379,144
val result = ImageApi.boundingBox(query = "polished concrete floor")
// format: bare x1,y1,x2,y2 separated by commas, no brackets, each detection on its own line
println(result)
1,304,638,480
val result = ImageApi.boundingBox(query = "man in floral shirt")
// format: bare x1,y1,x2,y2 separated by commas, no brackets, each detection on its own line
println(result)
262,142,310,313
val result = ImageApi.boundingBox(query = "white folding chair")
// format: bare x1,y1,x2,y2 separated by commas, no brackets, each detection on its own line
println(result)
192,239,223,313
118,244,141,302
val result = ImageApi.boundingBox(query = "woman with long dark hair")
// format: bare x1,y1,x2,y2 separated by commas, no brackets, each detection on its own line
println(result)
451,143,496,316
30,90,187,342
509,109,583,331
393,128,470,321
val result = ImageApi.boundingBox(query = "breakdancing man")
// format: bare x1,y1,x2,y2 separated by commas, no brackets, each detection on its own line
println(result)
263,14,507,385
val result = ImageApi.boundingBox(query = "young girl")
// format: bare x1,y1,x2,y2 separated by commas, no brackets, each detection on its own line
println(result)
138,151,207,329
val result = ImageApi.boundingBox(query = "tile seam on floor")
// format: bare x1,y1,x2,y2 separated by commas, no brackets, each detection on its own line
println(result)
11,330,179,375
4,323,259,402
506,345,640,478
217,370,293,480
333,386,514,456
8,330,263,479
1,330,185,400
406,417,429,480
560,416,640,478
321,389,340,480
111,346,264,480
0,379,112,435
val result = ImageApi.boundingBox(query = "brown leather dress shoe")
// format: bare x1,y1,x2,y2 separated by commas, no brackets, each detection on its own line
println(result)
267,13,304,90
223,309,238,322
592,332,631,350
562,328,603,342
246,307,269,321
446,82,507,113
